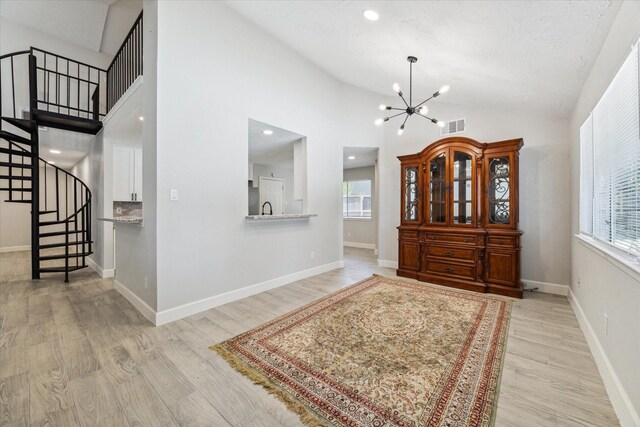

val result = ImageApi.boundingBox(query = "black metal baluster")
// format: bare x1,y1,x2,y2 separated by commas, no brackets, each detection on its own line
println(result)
55,168,59,222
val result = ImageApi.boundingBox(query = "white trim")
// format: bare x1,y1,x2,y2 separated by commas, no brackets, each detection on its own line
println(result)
155,261,344,326
575,234,640,282
377,259,398,269
0,245,30,253
86,258,114,278
344,241,376,250
114,279,157,325
101,76,143,126
522,279,569,296
568,289,639,427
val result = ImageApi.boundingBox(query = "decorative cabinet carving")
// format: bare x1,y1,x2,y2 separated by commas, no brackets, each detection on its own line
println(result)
397,137,523,298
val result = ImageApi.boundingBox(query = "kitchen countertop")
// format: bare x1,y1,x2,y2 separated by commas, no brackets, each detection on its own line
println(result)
245,213,317,221
98,216,143,224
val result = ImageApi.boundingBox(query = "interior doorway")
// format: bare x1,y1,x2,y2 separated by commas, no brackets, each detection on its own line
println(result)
342,147,379,264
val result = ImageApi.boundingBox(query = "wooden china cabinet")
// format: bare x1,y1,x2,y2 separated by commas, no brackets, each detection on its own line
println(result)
397,136,524,298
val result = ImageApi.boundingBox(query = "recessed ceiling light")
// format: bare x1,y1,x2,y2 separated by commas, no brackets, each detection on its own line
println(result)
363,10,379,21
49,149,61,154
263,129,273,135
348,156,356,160
139,116,144,121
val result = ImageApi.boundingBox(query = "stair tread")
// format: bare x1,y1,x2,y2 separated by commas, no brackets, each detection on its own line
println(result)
0,187,32,192
3,199,31,203
1,117,36,133
40,219,75,226
0,175,32,180
39,266,88,273
0,162,31,169
40,252,92,261
0,147,31,157
0,130,32,146
39,210,57,215
40,230,84,237
40,241,91,249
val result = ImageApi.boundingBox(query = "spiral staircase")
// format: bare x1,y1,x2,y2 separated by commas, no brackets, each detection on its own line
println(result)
0,12,142,282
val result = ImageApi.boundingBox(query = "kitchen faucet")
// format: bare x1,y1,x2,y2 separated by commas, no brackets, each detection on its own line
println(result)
261,201,273,215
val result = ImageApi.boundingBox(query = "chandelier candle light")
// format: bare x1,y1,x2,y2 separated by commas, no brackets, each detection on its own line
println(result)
376,56,449,135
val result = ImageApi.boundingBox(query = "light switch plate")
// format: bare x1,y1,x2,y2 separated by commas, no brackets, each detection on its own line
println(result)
170,189,179,201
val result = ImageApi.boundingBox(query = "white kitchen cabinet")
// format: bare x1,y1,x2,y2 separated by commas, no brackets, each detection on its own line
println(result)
113,146,143,202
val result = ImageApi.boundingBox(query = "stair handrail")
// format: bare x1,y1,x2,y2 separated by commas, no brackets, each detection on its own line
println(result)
0,51,31,123
3,138,92,223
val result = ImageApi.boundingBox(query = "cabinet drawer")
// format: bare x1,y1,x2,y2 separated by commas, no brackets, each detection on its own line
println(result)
487,236,517,247
400,230,419,241
423,233,478,245
425,245,475,262
426,260,475,280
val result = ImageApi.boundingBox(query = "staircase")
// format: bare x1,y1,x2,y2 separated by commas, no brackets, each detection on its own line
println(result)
0,50,99,282
1,13,142,282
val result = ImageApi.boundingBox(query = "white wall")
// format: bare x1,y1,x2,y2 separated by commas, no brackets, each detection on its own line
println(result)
377,101,571,287
154,1,384,312
343,166,377,247
0,17,113,68
569,2,640,425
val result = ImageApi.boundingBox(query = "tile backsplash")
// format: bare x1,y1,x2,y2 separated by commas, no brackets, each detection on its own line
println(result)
113,201,142,218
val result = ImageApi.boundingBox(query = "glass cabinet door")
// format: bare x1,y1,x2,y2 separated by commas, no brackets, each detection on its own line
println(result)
428,153,447,224
452,151,473,225
403,166,420,222
487,155,512,225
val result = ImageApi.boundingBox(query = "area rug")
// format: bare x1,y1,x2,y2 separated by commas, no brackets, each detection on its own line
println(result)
211,275,511,427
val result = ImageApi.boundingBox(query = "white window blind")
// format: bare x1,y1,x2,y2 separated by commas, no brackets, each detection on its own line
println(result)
587,41,640,257
579,115,593,235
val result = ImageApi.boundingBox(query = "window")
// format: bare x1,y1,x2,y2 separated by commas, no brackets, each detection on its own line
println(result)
579,41,640,259
343,180,372,218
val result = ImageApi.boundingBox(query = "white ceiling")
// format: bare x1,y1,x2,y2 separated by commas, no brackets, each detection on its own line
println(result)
249,119,304,168
0,0,142,56
227,1,622,118
343,147,378,170
39,127,94,170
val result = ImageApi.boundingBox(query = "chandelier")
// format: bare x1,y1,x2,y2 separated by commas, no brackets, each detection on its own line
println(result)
375,56,449,135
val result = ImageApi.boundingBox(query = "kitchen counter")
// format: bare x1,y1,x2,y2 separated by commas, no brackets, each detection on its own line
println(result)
98,216,143,224
245,213,317,221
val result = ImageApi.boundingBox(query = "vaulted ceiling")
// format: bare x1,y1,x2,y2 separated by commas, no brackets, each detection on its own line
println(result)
227,1,622,118
0,0,142,55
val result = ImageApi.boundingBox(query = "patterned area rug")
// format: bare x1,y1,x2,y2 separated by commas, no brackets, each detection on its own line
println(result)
212,275,511,427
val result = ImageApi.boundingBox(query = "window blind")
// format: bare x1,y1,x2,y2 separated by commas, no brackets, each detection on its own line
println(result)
591,42,639,256
579,115,593,235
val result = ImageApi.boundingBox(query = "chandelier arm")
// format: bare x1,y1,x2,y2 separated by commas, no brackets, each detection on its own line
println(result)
401,114,410,128
398,92,410,108
388,107,406,111
387,111,407,120
417,113,441,124
414,95,435,109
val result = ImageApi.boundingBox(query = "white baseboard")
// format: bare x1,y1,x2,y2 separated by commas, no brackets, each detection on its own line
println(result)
377,259,398,269
114,279,157,325
87,258,115,278
568,289,639,427
522,279,569,296
344,241,376,250
0,245,30,253
155,260,344,326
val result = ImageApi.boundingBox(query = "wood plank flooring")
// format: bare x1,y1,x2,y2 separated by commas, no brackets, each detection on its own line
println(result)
0,247,619,426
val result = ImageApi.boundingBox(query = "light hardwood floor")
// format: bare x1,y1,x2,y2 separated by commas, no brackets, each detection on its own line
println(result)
0,247,619,426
